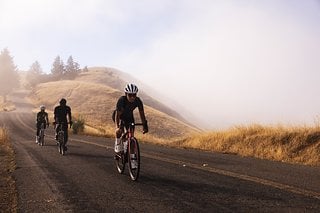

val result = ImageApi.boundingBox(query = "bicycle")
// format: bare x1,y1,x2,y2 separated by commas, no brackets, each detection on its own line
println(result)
55,122,68,155
38,123,45,146
114,123,143,181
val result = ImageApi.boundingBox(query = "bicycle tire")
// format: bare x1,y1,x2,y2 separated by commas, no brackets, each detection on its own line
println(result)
128,137,140,181
58,131,64,155
39,129,44,146
115,152,126,174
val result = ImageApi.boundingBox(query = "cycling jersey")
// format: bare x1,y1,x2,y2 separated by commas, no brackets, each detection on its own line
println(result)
36,111,48,124
54,105,71,123
116,96,144,123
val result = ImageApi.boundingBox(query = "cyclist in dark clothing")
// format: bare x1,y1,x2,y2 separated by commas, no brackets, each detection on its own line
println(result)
36,105,49,144
114,83,148,153
54,98,72,150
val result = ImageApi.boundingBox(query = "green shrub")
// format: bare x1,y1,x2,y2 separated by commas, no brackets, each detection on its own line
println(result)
72,116,85,134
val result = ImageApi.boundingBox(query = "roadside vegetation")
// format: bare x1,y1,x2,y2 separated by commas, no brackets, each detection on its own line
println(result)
175,124,320,166
0,96,15,112
0,127,17,212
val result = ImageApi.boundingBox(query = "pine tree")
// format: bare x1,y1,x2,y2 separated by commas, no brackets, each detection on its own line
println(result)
0,48,19,101
65,55,75,73
26,61,43,88
51,56,65,79
65,55,81,79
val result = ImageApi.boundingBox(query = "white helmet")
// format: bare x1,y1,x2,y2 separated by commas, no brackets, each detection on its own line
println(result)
40,105,45,110
124,83,138,94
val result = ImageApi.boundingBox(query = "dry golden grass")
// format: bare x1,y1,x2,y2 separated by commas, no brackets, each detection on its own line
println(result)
0,96,16,112
175,124,320,166
29,79,198,143
0,127,17,212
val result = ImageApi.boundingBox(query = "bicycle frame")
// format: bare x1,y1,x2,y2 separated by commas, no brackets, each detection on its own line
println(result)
115,123,143,181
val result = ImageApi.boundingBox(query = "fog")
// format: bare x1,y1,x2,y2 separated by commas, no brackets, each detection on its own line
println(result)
1,0,320,129
116,1,320,129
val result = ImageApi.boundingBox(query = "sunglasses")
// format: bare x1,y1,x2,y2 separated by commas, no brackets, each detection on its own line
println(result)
128,93,137,98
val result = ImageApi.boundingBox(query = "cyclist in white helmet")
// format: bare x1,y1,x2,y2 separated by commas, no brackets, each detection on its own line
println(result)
114,83,148,153
36,105,49,143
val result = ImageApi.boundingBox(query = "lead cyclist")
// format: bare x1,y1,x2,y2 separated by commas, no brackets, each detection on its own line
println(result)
114,83,148,153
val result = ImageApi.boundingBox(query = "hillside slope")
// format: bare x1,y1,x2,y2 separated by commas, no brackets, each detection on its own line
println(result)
29,79,199,142
75,67,196,127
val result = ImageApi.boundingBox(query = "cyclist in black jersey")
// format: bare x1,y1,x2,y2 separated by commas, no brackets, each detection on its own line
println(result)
36,105,49,144
114,83,148,153
53,98,72,151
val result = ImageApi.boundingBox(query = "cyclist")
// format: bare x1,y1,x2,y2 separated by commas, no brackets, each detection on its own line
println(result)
114,83,148,153
36,105,49,144
53,98,72,151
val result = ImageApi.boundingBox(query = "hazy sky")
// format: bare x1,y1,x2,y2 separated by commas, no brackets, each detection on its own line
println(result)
1,0,320,129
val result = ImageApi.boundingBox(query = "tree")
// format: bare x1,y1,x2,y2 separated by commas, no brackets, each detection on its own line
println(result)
26,61,43,88
65,55,81,79
51,56,65,79
0,48,19,101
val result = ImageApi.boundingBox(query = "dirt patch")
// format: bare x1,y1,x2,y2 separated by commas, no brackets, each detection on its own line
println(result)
0,128,17,212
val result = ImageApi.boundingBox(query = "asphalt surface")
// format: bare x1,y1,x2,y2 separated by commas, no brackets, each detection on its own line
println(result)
1,90,320,212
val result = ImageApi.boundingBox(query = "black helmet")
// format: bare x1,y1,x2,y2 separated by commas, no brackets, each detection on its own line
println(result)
60,98,67,105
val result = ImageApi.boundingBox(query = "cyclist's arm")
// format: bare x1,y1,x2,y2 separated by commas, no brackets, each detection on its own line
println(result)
137,101,148,133
67,107,72,124
138,108,147,124
137,98,147,124
115,109,123,128
45,113,49,124
53,107,57,123
36,113,39,123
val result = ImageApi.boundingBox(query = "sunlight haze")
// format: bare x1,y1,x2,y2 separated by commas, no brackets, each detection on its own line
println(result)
1,0,320,129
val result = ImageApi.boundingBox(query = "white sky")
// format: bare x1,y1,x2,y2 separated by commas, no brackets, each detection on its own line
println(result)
1,0,320,129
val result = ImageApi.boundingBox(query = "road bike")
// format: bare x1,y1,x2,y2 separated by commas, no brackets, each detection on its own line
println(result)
115,123,142,181
38,123,45,146
56,122,68,155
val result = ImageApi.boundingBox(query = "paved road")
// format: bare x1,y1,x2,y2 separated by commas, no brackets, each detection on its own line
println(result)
1,90,320,212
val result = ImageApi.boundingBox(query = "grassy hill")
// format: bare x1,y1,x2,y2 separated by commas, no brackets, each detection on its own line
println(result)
76,67,196,127
29,74,199,143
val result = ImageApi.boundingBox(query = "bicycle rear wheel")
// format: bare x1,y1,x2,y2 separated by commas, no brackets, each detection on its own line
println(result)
58,132,64,155
128,138,140,181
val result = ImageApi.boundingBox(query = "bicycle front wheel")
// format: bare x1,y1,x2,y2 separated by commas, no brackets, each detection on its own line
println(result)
39,130,44,146
115,152,126,174
128,137,140,181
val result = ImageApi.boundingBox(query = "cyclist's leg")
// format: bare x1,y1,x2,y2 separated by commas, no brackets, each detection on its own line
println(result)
36,123,40,143
114,122,124,153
